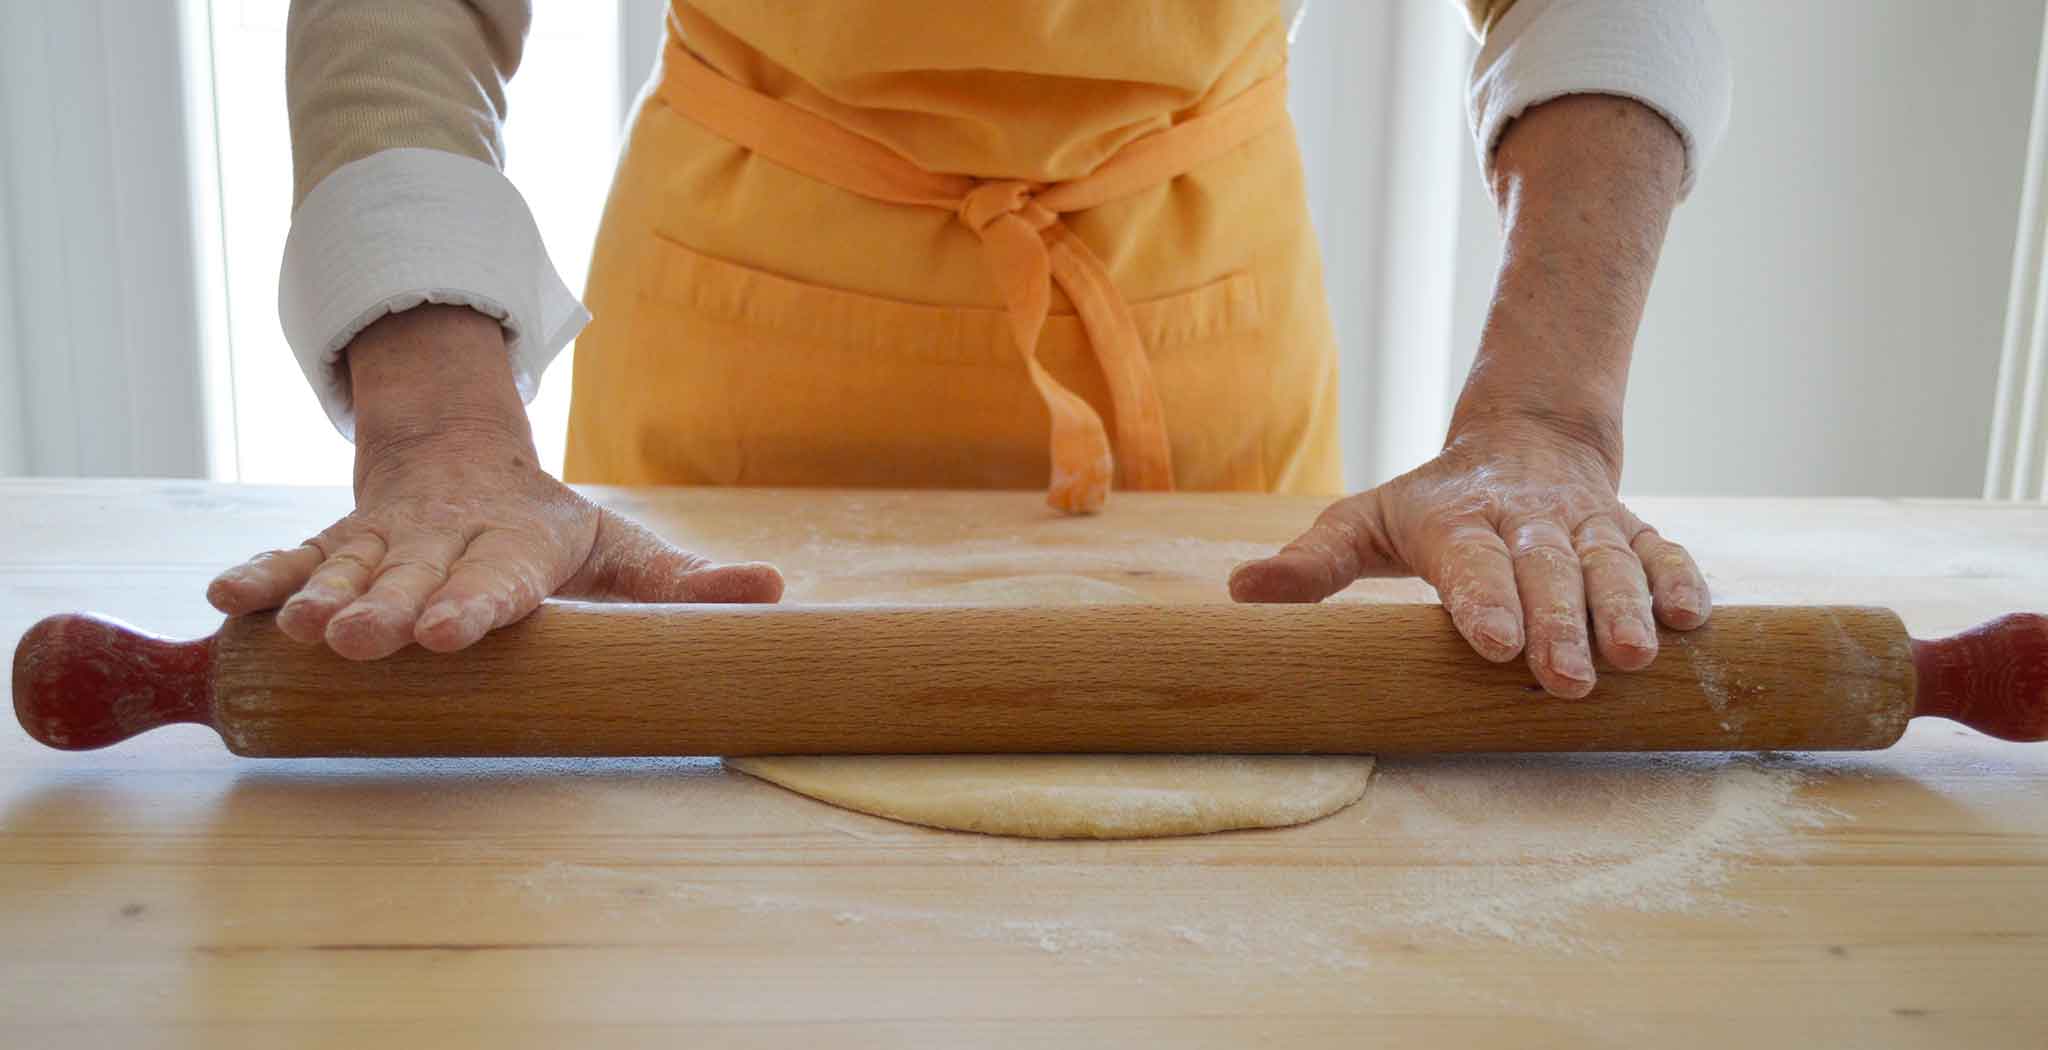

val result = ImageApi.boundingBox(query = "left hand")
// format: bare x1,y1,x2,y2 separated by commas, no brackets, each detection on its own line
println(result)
1229,415,1710,698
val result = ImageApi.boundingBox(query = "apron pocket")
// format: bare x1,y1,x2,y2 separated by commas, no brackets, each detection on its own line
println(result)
621,229,1267,491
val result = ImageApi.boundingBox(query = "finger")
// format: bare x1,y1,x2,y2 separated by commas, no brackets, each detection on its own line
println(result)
1418,522,1524,664
1508,519,1596,698
206,543,326,615
1624,516,1711,630
1229,491,1398,603
325,529,467,661
563,510,785,605
1574,514,1657,672
275,532,387,645
414,529,555,653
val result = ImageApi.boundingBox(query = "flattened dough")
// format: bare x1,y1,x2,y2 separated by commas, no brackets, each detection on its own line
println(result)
727,575,1378,839
727,754,1375,839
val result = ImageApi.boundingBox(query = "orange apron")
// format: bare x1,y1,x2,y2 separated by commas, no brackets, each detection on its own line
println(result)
564,2,1343,508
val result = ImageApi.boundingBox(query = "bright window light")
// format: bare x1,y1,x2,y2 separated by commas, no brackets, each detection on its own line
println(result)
207,0,622,483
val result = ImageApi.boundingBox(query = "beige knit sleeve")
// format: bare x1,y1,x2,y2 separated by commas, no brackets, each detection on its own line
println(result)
1452,0,1520,38
284,0,532,209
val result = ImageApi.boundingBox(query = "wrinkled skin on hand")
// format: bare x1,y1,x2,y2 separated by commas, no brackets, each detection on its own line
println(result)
207,434,782,661
1230,418,1710,698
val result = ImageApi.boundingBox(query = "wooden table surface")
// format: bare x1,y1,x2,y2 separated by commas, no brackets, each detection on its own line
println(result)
3,479,2046,1048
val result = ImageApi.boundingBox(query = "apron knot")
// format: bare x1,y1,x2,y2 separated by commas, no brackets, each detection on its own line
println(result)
655,42,1288,511
957,180,1044,234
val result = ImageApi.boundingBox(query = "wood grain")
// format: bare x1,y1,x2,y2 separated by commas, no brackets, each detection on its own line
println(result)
196,603,1913,755
3,481,2047,1049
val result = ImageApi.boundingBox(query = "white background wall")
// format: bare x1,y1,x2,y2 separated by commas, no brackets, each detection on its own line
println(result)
0,0,2042,500
0,0,231,479
1440,0,2044,497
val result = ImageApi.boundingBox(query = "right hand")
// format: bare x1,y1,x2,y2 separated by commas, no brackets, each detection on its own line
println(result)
205,306,782,660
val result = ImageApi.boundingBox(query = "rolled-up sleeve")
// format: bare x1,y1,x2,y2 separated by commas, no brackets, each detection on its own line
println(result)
1457,0,1732,197
280,0,587,438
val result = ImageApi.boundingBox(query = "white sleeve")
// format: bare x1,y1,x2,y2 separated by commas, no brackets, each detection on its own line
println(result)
276,147,589,439
1467,0,1732,197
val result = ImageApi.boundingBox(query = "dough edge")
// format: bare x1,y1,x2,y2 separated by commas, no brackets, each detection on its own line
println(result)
733,576,1376,840
727,754,1378,839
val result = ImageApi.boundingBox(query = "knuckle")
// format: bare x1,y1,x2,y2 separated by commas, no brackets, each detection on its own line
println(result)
1433,543,1509,591
1441,521,1504,554
1527,615,1588,645
292,575,352,602
252,545,312,568
407,499,469,529
1439,576,1515,613
1647,548,1698,577
1575,529,1635,556
470,559,546,606
1576,543,1641,572
1590,586,1650,610
376,557,450,585
1306,512,1366,553
649,546,713,580
1571,513,1627,545
1513,544,1578,574
323,550,379,574
1507,516,1573,552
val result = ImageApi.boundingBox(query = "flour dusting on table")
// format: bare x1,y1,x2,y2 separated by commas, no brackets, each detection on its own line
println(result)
1365,753,1839,948
504,567,1851,967
508,752,1844,967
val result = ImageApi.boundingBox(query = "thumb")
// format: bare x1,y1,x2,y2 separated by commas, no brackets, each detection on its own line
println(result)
1228,490,1402,603
563,509,785,604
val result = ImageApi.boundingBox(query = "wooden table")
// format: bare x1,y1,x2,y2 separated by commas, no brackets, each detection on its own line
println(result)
3,479,2045,1048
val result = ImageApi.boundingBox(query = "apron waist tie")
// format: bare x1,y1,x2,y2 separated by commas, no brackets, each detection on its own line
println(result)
657,39,1288,513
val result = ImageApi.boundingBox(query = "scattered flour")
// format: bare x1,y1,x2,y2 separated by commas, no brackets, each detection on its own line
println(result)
507,556,1859,966
505,752,1844,967
501,568,1850,966
1368,754,1838,949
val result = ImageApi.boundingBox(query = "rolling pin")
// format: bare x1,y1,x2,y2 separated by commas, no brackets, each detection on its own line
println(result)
12,604,2047,756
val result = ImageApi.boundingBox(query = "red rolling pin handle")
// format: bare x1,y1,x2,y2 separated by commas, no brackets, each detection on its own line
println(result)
12,614,214,750
1912,612,2048,742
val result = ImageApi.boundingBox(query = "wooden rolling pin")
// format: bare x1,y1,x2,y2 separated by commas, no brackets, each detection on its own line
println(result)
12,604,2047,755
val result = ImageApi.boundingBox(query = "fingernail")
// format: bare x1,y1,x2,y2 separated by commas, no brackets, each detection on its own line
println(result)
328,603,385,633
1669,587,1704,618
294,595,352,623
326,612,365,635
446,597,493,638
425,597,495,639
1472,608,1521,652
1614,617,1654,652
294,580,349,607
1548,642,1595,684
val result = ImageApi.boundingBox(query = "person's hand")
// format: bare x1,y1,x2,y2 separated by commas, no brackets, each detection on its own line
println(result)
206,436,783,659
1228,415,1709,698
205,305,781,659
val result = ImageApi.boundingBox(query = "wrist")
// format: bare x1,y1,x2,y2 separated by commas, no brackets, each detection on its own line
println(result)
347,305,536,463
1446,394,1625,483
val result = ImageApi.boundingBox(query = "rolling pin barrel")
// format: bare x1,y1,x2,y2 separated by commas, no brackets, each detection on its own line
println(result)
12,604,2048,756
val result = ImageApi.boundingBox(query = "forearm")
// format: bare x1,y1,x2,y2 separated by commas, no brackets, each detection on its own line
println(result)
282,0,584,446
1447,94,1686,473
